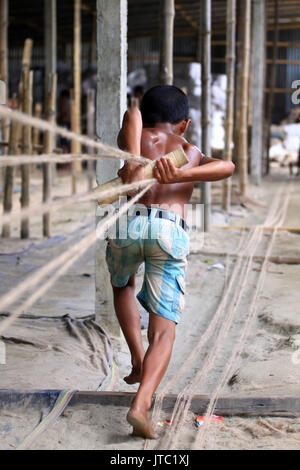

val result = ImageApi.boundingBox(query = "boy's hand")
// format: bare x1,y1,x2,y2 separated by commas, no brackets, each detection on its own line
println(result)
153,157,182,184
118,161,145,196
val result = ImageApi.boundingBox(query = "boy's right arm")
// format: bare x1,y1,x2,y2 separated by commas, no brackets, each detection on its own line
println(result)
117,108,145,189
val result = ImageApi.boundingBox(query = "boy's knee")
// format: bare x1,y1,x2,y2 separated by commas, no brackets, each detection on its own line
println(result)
147,318,176,345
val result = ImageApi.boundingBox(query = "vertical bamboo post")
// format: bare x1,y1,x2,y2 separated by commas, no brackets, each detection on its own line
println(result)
264,0,279,175
251,0,266,185
232,2,243,165
222,0,236,212
72,0,82,194
42,74,57,238
159,0,175,85
32,103,42,154
200,0,212,231
0,0,8,148
20,70,33,239
2,104,19,238
237,0,251,197
87,88,95,191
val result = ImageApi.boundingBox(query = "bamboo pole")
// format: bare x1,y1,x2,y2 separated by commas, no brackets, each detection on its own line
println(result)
250,0,266,185
1,97,19,238
87,89,95,191
264,0,279,175
42,74,57,238
237,0,251,197
232,2,243,165
20,70,33,239
71,0,82,195
159,0,175,85
32,103,42,154
0,0,8,150
222,0,236,212
200,0,212,231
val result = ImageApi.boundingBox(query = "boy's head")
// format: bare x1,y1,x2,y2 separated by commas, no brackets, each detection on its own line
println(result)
141,85,190,127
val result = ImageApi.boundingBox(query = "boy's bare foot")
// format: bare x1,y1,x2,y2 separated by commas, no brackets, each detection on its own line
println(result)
124,368,142,385
126,408,156,439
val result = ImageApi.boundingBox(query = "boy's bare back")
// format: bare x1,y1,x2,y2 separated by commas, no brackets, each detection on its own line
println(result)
138,126,202,213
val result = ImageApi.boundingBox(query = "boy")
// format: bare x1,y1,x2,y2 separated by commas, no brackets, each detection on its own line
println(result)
106,85,234,439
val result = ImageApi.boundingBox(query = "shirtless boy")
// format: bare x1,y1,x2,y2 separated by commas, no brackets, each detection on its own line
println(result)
105,85,235,439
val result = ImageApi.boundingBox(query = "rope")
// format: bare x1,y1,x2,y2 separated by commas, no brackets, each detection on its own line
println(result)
163,186,286,449
0,105,149,164
0,182,154,336
0,177,156,225
193,184,292,449
0,153,124,167
150,185,286,450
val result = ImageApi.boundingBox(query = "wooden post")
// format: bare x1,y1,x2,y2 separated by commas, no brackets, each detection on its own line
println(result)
251,0,266,185
32,103,42,154
0,0,8,147
159,0,175,85
71,0,82,194
87,89,95,191
200,0,212,231
19,39,33,239
20,70,33,239
264,0,279,175
237,0,251,197
232,3,243,165
42,74,57,238
222,0,236,211
2,102,19,238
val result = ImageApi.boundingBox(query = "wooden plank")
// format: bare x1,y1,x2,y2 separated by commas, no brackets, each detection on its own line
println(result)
1,390,299,417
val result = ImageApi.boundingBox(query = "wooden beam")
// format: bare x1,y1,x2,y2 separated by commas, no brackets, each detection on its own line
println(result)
1,390,300,417
159,0,175,85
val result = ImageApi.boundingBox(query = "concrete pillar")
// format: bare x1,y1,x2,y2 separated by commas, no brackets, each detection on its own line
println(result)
250,0,265,184
95,0,127,334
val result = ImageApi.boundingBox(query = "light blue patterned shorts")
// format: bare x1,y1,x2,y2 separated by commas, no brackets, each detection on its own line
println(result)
105,204,190,324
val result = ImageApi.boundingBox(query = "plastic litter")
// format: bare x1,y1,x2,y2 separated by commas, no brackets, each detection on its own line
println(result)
208,263,225,270
195,414,223,427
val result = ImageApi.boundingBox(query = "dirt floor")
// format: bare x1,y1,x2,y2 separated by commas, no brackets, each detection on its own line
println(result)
0,165,300,450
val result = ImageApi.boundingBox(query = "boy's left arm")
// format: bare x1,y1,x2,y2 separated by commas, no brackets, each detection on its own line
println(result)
153,146,235,184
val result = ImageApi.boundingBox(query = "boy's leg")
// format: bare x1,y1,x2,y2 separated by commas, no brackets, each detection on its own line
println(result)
112,274,145,384
127,311,176,439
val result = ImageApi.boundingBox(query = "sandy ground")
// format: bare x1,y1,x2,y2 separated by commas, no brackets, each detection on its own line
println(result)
0,166,300,450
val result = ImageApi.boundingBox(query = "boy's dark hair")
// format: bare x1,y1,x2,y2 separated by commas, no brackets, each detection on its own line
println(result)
140,85,189,125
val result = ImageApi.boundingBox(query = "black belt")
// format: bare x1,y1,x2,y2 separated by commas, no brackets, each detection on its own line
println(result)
135,207,188,232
